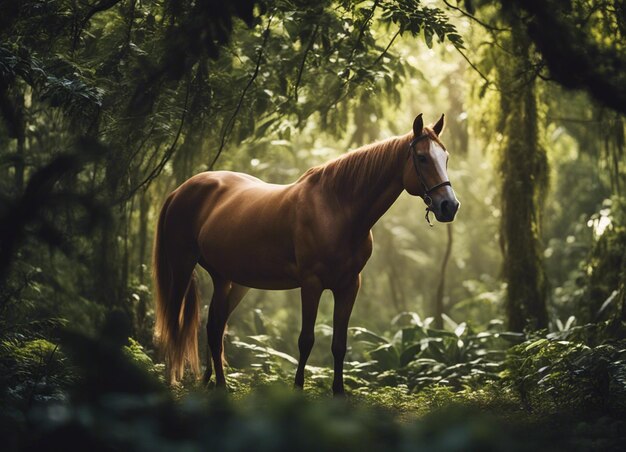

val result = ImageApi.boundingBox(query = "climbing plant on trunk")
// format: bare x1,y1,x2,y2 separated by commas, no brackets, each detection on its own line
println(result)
496,19,549,332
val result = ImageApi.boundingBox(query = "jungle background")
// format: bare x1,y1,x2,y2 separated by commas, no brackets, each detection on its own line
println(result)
1,0,625,450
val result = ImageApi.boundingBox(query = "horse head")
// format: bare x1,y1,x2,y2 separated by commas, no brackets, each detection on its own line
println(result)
402,113,460,224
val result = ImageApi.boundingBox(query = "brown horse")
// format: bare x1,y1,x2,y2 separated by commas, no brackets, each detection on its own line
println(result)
153,113,459,394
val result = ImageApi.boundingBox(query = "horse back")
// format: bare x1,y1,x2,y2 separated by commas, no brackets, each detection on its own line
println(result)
168,171,300,288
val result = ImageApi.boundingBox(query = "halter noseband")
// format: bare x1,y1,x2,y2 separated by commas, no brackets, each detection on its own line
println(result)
409,133,452,227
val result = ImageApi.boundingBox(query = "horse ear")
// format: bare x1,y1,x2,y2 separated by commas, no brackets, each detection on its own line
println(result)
413,114,424,136
433,114,445,136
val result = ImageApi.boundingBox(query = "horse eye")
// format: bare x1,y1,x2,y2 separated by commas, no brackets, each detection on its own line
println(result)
417,155,428,164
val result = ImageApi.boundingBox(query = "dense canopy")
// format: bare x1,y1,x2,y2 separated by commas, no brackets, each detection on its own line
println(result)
1,1,625,450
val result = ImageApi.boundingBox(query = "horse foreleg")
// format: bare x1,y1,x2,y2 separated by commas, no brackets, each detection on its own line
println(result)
331,275,360,396
294,280,323,389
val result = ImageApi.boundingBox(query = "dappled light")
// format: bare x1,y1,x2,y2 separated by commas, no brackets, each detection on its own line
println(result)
1,0,625,450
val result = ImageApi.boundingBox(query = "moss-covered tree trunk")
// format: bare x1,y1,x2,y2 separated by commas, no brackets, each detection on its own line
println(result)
497,22,549,332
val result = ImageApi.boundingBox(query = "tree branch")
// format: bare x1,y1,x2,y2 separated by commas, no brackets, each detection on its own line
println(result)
455,46,492,87
73,0,123,51
442,0,510,32
124,80,191,201
294,23,319,102
346,0,380,65
208,16,273,170
331,29,400,108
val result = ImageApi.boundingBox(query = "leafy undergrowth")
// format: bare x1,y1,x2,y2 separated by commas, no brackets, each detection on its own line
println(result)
6,373,626,452
2,318,626,451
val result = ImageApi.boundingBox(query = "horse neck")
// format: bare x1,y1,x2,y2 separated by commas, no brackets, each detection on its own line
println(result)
323,133,410,234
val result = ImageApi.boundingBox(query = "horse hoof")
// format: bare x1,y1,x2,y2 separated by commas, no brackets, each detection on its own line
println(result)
215,381,229,392
332,389,346,397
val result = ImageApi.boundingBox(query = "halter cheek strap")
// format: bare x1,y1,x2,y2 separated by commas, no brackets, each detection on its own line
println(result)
409,134,452,227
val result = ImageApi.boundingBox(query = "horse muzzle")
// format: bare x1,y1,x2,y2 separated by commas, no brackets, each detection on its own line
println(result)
433,198,460,223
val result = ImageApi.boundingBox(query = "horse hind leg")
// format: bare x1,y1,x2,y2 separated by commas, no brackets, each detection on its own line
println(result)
226,283,250,317
204,280,249,387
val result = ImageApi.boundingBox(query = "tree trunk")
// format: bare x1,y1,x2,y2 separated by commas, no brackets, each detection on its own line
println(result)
497,21,549,332
433,224,453,329
0,86,26,191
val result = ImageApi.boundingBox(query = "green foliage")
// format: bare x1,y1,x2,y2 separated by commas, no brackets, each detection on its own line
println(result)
3,323,626,451
347,314,521,390
585,198,626,320
510,0,626,114
1,1,625,449
0,0,468,344
381,0,464,48
505,328,626,415
2,387,548,452
450,277,505,328
228,313,523,392
0,338,71,407
226,314,626,423
123,337,164,380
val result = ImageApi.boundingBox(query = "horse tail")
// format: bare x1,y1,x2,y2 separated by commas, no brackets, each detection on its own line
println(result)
176,270,200,380
153,194,201,383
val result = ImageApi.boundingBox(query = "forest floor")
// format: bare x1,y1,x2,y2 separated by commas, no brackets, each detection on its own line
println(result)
162,370,626,451
4,328,626,450
4,364,626,451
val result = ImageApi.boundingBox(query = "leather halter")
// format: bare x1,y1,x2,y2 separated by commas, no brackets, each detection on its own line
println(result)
408,133,452,226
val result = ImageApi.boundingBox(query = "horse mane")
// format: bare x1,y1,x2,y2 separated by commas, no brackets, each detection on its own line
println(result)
300,128,439,197
297,133,405,197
